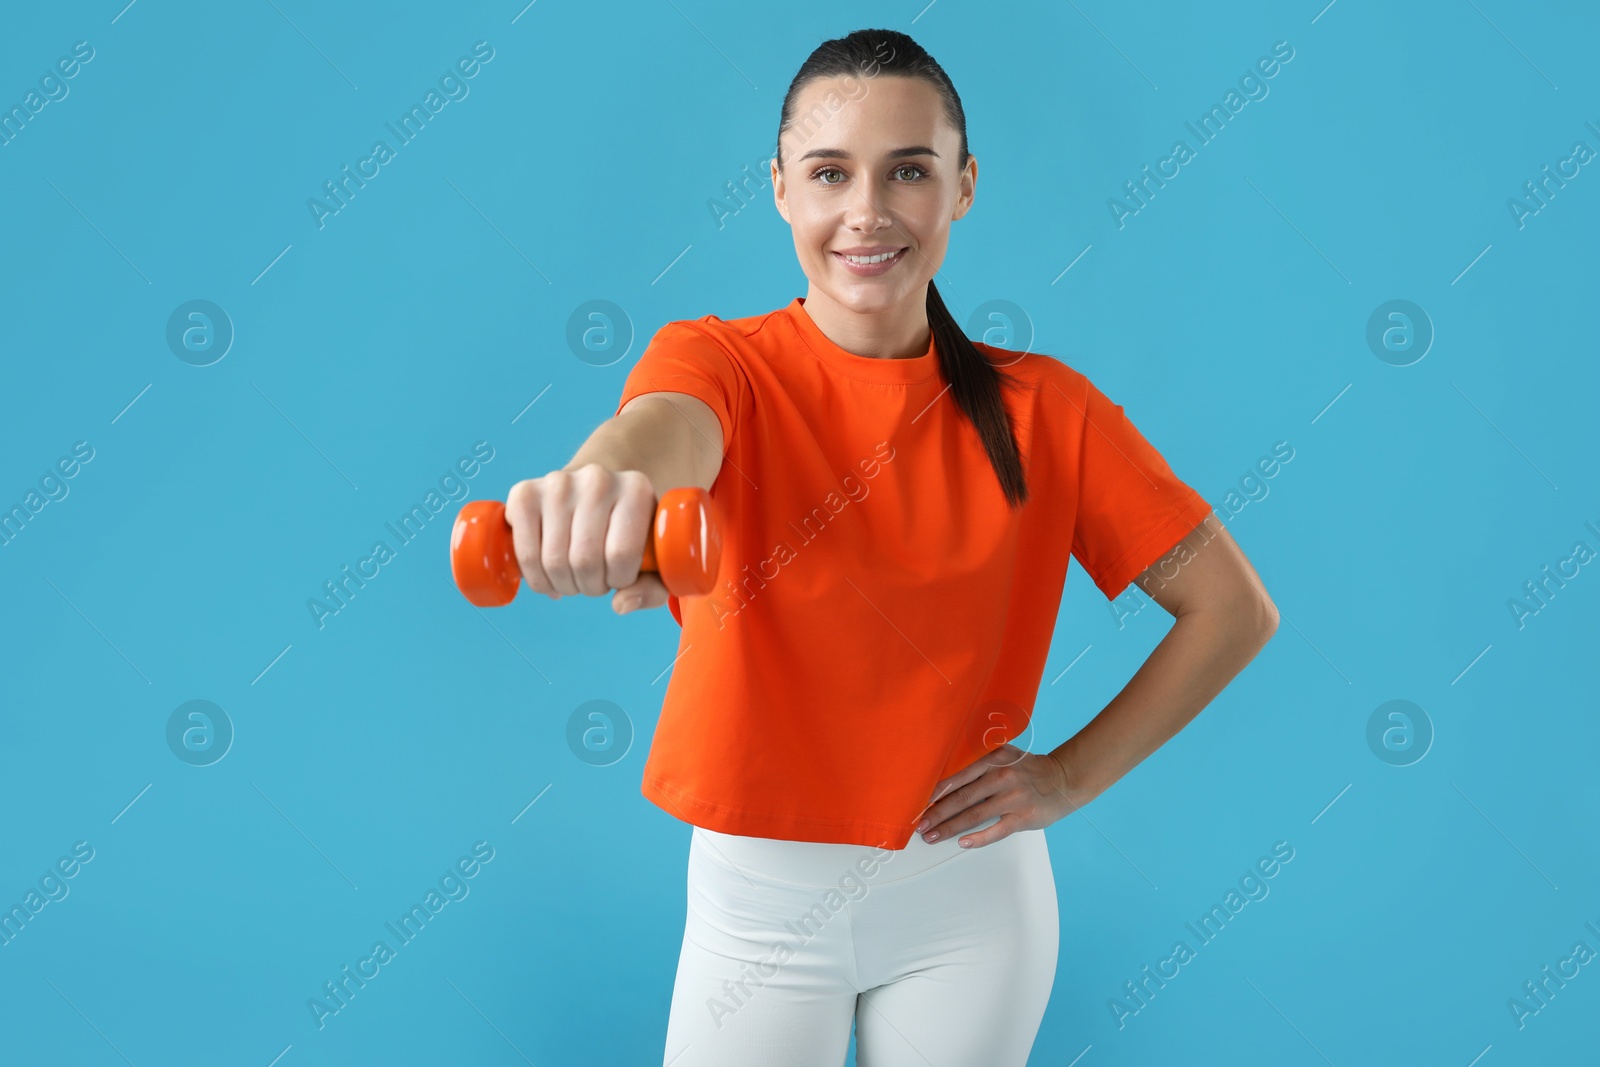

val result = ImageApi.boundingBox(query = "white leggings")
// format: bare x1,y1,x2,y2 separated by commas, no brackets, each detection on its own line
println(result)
662,815,1059,1066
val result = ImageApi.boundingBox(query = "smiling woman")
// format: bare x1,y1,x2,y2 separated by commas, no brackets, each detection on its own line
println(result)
631,30,1076,1067
502,23,1277,1067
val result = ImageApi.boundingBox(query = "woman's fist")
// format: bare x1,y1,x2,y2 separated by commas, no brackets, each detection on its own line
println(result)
503,465,670,614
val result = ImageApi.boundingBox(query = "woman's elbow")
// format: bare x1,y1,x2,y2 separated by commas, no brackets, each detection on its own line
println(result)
1208,580,1276,646
1256,592,1280,642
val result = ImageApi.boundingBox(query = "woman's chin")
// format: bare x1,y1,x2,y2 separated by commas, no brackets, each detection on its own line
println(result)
817,279,917,314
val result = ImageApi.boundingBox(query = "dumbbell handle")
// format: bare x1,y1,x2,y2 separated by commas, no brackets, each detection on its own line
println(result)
449,486,722,607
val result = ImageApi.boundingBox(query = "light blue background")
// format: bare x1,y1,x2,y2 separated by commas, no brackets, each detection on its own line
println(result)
1,1,1596,1064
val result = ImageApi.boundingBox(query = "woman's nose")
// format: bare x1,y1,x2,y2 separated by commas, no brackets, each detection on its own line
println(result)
842,179,892,231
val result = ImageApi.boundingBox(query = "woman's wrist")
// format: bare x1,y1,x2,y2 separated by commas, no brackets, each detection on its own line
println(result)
1046,741,1103,812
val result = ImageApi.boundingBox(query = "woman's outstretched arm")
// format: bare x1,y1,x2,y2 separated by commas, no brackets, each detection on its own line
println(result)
502,391,725,613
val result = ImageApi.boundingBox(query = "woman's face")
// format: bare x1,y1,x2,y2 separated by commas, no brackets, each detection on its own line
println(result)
773,74,976,318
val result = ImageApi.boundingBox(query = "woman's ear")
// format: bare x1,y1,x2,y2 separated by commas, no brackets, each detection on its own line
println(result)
952,153,977,221
772,158,790,223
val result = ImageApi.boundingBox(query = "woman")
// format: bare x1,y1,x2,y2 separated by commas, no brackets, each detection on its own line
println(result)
504,27,1277,1067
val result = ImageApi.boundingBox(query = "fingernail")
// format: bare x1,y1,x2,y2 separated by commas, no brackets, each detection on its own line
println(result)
915,819,929,833
924,831,939,842
958,838,972,848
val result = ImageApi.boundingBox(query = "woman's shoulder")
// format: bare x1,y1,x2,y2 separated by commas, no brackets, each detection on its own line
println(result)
974,340,1093,398
656,303,790,348
637,307,791,380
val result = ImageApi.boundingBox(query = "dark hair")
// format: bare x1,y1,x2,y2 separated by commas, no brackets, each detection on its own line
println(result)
775,28,1029,508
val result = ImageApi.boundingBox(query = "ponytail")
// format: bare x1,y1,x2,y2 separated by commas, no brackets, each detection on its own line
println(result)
927,280,1029,507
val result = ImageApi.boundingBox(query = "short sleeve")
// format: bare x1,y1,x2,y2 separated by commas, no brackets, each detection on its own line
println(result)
613,321,744,455
1069,375,1214,600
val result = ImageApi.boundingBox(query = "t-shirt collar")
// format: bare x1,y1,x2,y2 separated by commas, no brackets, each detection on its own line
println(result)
783,296,940,384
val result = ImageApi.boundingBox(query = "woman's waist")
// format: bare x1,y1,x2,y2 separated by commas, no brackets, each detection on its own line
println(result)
692,814,1002,886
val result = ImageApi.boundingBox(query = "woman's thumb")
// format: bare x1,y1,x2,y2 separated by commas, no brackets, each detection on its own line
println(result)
613,572,670,615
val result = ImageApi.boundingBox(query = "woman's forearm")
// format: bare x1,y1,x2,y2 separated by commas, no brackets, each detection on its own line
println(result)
1048,596,1276,808
562,393,725,496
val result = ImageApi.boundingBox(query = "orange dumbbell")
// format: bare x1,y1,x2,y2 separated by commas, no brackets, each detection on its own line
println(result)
449,486,723,607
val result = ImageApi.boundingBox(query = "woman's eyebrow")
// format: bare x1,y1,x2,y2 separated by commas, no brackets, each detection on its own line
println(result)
795,145,940,162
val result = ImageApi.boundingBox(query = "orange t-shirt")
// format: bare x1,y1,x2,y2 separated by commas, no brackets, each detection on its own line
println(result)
613,296,1213,848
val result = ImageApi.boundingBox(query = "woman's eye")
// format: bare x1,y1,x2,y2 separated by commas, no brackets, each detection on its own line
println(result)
810,164,926,185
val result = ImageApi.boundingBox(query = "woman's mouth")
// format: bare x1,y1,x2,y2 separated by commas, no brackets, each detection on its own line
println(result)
832,247,908,276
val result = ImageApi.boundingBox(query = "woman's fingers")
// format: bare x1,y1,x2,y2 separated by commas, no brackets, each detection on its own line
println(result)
613,572,669,615
916,765,1000,832
916,743,1017,824
952,811,1022,849
915,747,1076,848
505,466,659,600
602,475,657,595
505,478,558,597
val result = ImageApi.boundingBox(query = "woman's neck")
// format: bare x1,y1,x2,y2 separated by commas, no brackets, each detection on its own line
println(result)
800,286,932,361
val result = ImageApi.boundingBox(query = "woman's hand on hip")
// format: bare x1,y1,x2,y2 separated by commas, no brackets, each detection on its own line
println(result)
912,744,1084,850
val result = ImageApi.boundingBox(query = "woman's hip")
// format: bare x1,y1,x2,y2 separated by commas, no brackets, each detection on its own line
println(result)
683,818,1056,957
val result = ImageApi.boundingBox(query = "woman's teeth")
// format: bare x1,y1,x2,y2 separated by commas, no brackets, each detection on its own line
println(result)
840,249,903,264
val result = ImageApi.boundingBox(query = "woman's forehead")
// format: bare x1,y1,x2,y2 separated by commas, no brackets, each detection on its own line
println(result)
784,76,953,153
